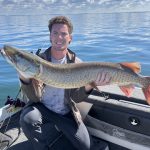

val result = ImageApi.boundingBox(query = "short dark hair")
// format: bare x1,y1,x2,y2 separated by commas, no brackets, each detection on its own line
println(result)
48,16,73,34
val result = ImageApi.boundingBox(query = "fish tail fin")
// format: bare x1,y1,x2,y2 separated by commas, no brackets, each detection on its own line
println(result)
142,77,150,105
119,85,135,97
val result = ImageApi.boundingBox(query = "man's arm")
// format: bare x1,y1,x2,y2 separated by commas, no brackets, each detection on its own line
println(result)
70,72,111,103
84,72,111,92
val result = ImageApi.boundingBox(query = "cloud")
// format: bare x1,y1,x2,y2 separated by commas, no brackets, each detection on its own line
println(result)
0,0,150,15
98,0,112,5
86,0,95,4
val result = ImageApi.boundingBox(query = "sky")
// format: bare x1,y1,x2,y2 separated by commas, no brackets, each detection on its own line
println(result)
0,0,150,15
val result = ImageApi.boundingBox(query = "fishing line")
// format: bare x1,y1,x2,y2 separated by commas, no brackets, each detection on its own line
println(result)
41,39,48,50
99,91,110,100
3,88,21,133
36,40,47,55
0,87,22,150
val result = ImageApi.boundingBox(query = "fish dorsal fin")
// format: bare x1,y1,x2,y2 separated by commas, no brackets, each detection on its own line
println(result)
120,62,141,73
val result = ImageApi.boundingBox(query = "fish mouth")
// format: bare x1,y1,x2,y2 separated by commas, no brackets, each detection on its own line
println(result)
0,47,16,65
0,48,6,57
0,48,9,60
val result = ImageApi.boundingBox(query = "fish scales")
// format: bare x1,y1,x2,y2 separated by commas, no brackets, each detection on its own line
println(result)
1,45,150,89
37,62,138,88
1,45,150,104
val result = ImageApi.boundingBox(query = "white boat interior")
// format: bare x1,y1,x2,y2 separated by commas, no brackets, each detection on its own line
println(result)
0,85,150,150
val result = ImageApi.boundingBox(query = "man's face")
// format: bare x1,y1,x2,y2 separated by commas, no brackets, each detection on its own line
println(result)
50,24,72,51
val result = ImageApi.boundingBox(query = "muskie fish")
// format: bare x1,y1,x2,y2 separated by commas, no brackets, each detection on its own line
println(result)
1,45,150,104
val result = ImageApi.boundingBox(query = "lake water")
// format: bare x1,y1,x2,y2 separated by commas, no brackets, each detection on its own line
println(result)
0,12,150,107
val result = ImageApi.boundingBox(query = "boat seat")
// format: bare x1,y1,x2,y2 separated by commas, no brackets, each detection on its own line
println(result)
47,101,106,150
48,129,109,150
76,101,93,120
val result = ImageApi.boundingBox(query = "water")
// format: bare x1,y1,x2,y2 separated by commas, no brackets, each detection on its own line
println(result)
0,12,150,107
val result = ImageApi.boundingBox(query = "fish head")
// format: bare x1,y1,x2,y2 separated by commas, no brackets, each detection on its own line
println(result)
1,45,40,78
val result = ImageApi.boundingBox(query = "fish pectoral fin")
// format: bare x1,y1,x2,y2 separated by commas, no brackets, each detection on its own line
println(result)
142,85,150,105
119,62,141,74
119,85,134,97
90,82,100,92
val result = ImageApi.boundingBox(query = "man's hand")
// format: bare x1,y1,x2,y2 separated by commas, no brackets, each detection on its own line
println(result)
18,72,31,84
94,72,111,86
85,72,111,92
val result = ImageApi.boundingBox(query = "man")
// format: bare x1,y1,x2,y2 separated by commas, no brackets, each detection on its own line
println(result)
19,16,112,150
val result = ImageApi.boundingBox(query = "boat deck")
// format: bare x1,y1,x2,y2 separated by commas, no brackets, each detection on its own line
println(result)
0,85,148,150
1,112,31,150
8,129,31,150
4,113,109,150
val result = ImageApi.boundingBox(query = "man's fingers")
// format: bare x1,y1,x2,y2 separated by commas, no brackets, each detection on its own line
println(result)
95,72,111,86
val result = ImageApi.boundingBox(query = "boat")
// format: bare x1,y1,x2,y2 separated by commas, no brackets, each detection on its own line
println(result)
0,85,150,150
